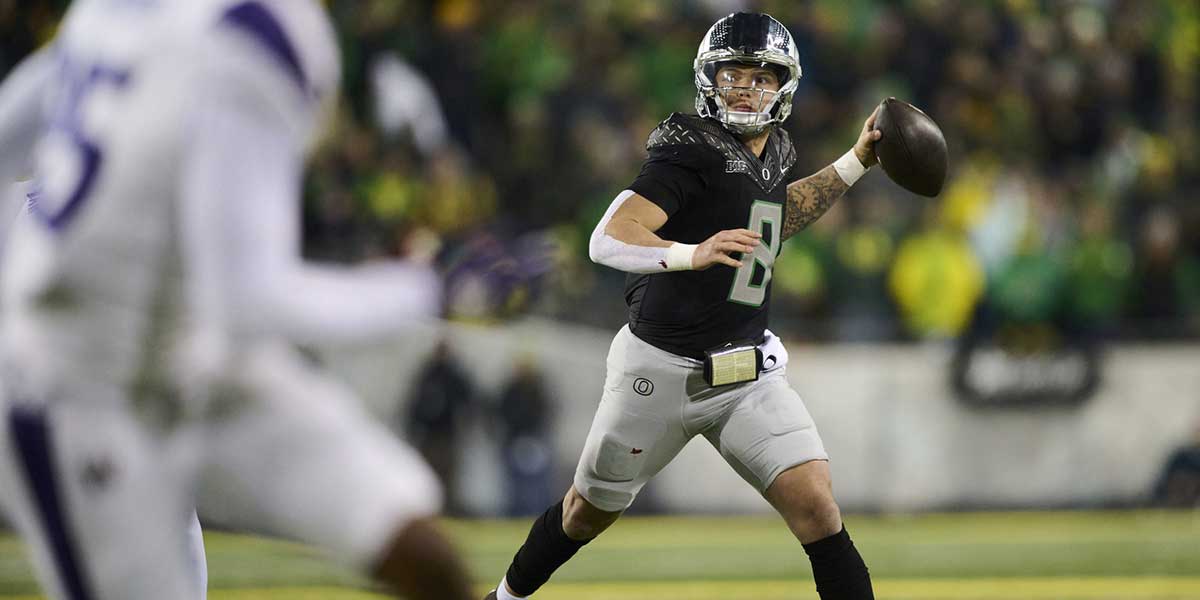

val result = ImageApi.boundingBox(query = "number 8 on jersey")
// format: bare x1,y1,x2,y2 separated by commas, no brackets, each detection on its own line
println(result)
729,201,781,307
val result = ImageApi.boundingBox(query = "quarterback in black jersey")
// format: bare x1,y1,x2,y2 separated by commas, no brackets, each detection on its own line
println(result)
486,13,880,600
623,110,798,358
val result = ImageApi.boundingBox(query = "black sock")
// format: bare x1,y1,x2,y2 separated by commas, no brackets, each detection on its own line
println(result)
504,501,591,596
801,526,874,600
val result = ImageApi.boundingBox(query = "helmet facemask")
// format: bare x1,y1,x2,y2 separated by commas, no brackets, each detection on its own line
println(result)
705,61,789,136
694,13,802,137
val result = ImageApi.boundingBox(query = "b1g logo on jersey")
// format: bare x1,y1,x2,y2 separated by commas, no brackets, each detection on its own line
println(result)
727,159,771,181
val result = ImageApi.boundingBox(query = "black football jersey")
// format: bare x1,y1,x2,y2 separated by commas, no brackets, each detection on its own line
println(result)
625,113,798,359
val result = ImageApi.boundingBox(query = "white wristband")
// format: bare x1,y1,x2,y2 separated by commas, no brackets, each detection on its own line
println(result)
664,243,697,271
832,149,868,186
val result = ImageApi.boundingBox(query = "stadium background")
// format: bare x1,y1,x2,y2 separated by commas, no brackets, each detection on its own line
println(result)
1,0,1199,598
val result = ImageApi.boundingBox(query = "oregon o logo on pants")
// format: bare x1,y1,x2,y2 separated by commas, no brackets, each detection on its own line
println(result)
633,378,654,396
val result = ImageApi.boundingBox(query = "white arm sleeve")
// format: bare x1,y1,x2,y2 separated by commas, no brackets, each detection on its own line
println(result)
588,190,682,274
179,76,440,345
0,50,52,186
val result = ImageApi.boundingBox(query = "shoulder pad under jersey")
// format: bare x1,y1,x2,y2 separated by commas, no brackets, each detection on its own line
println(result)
647,113,797,192
647,113,734,152
644,113,733,169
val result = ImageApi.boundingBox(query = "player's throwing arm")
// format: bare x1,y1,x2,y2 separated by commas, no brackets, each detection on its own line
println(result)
781,109,882,241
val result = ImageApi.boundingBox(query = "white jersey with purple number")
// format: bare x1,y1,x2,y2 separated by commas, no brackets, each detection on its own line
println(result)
1,0,334,397
0,0,437,402
0,3,444,597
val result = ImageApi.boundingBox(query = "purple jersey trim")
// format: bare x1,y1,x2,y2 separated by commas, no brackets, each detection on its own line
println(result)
9,404,95,600
219,2,308,94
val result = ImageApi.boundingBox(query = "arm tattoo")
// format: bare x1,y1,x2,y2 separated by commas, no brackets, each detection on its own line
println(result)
782,165,849,241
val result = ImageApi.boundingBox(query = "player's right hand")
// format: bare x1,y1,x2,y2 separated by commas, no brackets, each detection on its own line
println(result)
853,105,884,167
693,228,761,270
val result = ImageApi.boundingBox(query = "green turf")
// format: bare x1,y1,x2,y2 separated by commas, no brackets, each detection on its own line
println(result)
1,511,1197,598
517,578,1200,600
445,510,1200,584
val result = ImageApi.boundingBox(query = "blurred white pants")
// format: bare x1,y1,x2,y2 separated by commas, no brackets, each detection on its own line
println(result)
0,396,203,599
0,342,441,599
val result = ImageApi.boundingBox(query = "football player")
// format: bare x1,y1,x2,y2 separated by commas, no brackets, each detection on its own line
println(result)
0,177,211,595
486,13,879,600
0,1,473,599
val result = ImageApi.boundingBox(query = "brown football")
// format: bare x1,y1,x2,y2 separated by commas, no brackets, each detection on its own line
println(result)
873,97,948,197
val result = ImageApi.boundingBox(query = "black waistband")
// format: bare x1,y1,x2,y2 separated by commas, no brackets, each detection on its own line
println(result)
628,327,765,361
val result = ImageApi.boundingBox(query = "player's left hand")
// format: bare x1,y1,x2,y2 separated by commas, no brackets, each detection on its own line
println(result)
853,106,883,168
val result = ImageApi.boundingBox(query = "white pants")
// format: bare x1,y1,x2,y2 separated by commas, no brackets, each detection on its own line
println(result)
0,343,441,599
191,344,442,566
0,397,203,599
574,325,828,512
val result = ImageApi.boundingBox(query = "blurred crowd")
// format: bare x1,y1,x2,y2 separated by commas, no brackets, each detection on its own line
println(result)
402,338,556,516
3,0,1198,342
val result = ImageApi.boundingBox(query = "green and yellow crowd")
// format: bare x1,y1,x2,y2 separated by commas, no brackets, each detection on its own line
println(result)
3,0,1198,341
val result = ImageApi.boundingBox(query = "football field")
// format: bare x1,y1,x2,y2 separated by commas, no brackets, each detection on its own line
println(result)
1,511,1198,599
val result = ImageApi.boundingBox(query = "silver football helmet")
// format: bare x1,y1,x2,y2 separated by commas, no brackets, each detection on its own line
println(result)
694,12,801,136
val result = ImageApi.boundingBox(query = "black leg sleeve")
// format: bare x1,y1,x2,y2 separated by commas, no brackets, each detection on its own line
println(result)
801,526,874,600
504,501,592,597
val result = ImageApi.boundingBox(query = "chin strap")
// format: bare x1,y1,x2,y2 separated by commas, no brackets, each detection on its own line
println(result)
712,88,780,136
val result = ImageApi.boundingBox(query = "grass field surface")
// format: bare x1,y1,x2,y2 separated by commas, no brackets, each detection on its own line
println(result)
1,511,1198,599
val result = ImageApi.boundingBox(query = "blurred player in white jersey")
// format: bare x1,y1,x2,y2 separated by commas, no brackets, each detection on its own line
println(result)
0,177,210,598
0,1,475,599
